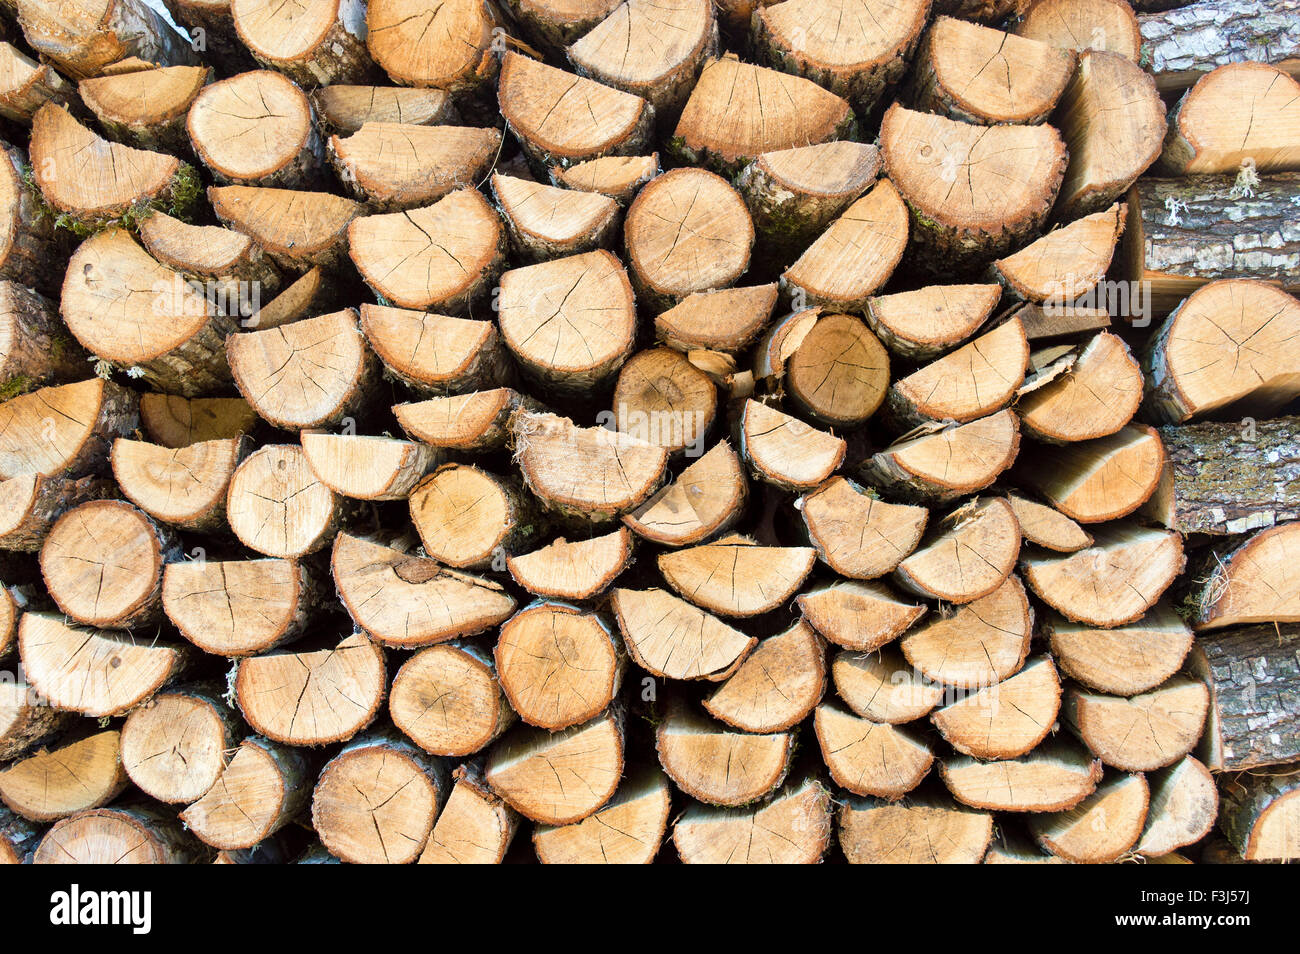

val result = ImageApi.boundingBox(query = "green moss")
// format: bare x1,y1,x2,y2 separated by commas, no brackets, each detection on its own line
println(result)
165,162,202,221
0,374,33,401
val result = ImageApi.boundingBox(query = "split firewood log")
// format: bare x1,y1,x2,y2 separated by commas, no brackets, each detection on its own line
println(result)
1138,0,1300,93
246,263,334,329
814,702,934,799
799,477,928,580
622,440,747,546
931,656,1061,760
658,535,814,617
0,283,86,398
1062,677,1209,771
0,378,137,480
331,123,500,210
0,140,63,294
988,203,1125,304
491,173,619,261
1044,603,1193,696
797,580,925,652
1134,756,1218,857
941,741,1103,813
893,497,1021,604
138,210,281,306
1012,424,1166,523
654,285,777,355
860,410,1022,503
1183,523,1300,631
163,557,319,656
506,528,632,601
533,766,671,864
1015,0,1142,61
609,347,716,454
863,284,1001,361
550,153,660,203
17,0,199,79
0,729,128,821
1218,767,1300,861
1014,300,1112,341
898,574,1034,688
703,620,825,733
1004,494,1092,552
111,436,247,532
231,0,375,87
209,185,362,271
1015,331,1143,443
138,394,255,448
1028,772,1150,863
656,701,794,806
983,835,1067,864
301,434,435,502
33,805,205,864
0,41,78,124
839,794,994,864
831,643,944,724
361,303,509,397
120,685,239,804
179,737,314,852
673,776,833,864
609,586,755,680
366,0,496,92
312,85,454,134
225,444,341,559
390,643,514,757
79,65,210,154
0,675,69,761
503,0,620,53
737,399,845,492
395,389,538,454
418,763,518,865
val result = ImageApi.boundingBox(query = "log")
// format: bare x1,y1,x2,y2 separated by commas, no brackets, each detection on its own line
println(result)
418,762,518,864
609,586,755,680
983,835,1067,864
0,804,41,863
331,532,515,648
80,65,210,154
672,776,833,864
797,580,926,652
1028,772,1150,863
180,736,314,851
0,378,137,480
622,440,747,546
39,499,178,629
1134,756,1218,857
1185,523,1300,630
1004,494,1092,552
225,444,341,559
655,701,794,806
1015,0,1142,60
332,123,500,210
898,574,1034,688
931,656,1061,760
671,54,853,174
301,433,435,501
703,620,825,733
502,0,621,54
18,612,188,717
231,0,374,87
485,707,624,824
880,104,1066,272
1020,524,1185,627
111,436,247,532
34,805,204,864
210,185,362,272
832,643,944,724
0,282,86,399
751,0,929,115
228,308,378,430
814,702,934,799
1012,424,1166,522
491,173,619,261
366,0,496,92
17,0,199,79
390,643,514,756
658,535,815,617
1138,0,1300,93
0,678,70,762
799,477,928,580
863,284,1001,361
408,464,534,570
120,684,238,803
162,0,257,72
839,794,994,864
860,410,1022,503
498,250,636,391
612,347,718,455
1218,766,1300,861
941,741,1103,812
0,140,63,295
506,528,632,600
533,766,671,864
311,729,448,864
1063,676,1209,771
1015,331,1143,443
139,210,281,304
1045,603,1194,695
654,285,778,355
1190,623,1300,771
550,153,660,203
138,394,255,447
1143,279,1300,424
395,389,537,453
1052,50,1166,219
892,497,1021,604
737,399,845,492
163,557,318,656
348,188,503,311
361,303,508,396
0,41,78,124
909,17,1075,125
0,729,127,821
1014,300,1112,341
988,203,1126,304
234,631,386,746
312,85,453,134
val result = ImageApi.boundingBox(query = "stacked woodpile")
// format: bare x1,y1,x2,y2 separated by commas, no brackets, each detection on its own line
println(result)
0,0,1298,865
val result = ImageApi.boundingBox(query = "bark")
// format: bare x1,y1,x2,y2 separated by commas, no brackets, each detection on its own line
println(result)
1138,0,1300,93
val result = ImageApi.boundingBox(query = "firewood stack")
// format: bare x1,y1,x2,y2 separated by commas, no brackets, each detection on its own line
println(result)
0,0,1297,865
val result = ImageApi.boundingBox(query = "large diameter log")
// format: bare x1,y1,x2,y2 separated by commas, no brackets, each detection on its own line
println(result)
34,805,204,864
610,587,755,680
839,794,994,864
17,0,199,79
0,283,86,399
390,643,514,757
673,776,833,864
0,140,63,295
1138,0,1300,93
163,557,317,657
226,444,340,559
1028,772,1150,863
81,65,210,154
210,185,362,272
180,737,314,852
534,767,671,865
366,0,496,92
418,763,519,865
656,702,793,807
0,378,137,480
1185,523,1300,630
0,729,128,821
231,0,375,86
120,685,239,804
1045,603,1193,696
1218,767,1300,861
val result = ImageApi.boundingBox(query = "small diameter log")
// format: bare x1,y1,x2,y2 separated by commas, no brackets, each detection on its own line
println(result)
1219,767,1300,861
551,153,661,203
1005,494,1092,552
0,283,86,398
656,701,793,806
396,389,536,453
120,685,238,803
61,228,234,396
941,741,1103,812
673,776,833,864
860,410,1022,503
409,464,534,570
139,211,281,303
1021,524,1185,627
313,85,453,134
362,304,508,397
180,737,313,852
1186,523,1300,630
1045,603,1193,696
609,586,755,680
332,123,499,210
235,632,385,746
534,766,670,865
623,167,752,310
301,433,435,501
504,0,620,53
507,528,633,601
390,643,514,757
418,763,518,865
0,41,77,124
111,436,246,532
1013,423,1166,523
0,730,127,821
834,643,943,726
513,411,668,522
781,181,909,314
348,188,503,312
17,0,199,79
893,497,1021,604
1015,0,1142,60
797,580,926,652
799,478,927,580
988,203,1125,304
18,612,188,717
34,805,203,864
931,656,1061,760
1016,331,1143,443
1138,0,1300,94
332,532,515,648
366,0,495,92
0,140,61,295
1064,677,1209,771
486,707,624,825
139,394,256,448
210,185,362,272
911,18,1074,125
0,378,137,480
839,794,994,864
737,399,845,493
1191,623,1300,771
80,65,210,154
880,104,1067,272
231,0,374,87
655,284,778,355
228,308,377,430
611,347,717,454
885,318,1029,429
1029,772,1150,863
622,439,747,546
163,557,316,657
864,284,1001,361
0,805,41,863
492,174,619,261
498,250,636,392
752,0,928,115
226,444,340,559
672,54,853,174
498,53,652,169
30,105,197,232
703,620,825,733
1133,756,1218,857
1053,49,1166,219
567,0,716,117
312,730,448,865
39,499,177,629
0,677,69,761
899,574,1034,688
659,535,814,617
815,702,933,799
1144,280,1300,424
